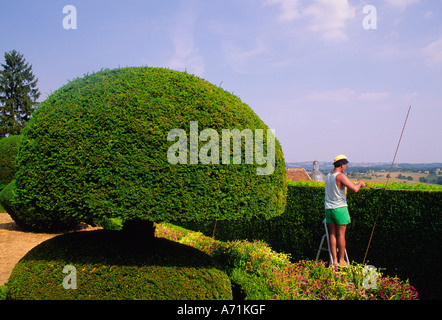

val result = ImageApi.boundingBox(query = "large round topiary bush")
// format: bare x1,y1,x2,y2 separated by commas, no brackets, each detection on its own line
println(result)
7,230,232,300
14,67,286,232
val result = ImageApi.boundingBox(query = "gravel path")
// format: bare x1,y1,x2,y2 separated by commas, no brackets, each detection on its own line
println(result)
0,212,99,285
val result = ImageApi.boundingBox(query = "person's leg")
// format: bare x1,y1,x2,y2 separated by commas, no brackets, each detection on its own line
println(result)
336,224,347,266
327,223,338,265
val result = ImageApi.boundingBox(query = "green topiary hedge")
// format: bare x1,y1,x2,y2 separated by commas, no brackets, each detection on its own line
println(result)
0,135,21,190
7,230,232,300
13,67,286,232
178,181,442,299
0,181,16,216
0,180,80,231
178,182,325,258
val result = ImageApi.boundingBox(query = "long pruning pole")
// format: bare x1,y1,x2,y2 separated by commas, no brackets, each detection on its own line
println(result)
362,105,412,265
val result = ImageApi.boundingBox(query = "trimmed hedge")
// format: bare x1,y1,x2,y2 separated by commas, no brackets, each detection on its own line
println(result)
0,135,21,190
0,180,80,231
13,67,286,232
157,223,419,300
178,183,325,258
7,230,232,300
178,181,442,299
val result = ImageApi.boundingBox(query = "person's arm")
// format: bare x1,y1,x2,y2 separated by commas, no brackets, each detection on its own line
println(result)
336,173,366,192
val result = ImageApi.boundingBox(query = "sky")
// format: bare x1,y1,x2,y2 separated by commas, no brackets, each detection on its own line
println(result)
1,0,441,163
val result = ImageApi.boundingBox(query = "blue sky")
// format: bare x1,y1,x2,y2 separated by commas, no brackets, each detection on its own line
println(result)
1,0,441,163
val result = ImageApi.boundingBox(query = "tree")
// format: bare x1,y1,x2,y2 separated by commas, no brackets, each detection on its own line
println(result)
0,50,40,137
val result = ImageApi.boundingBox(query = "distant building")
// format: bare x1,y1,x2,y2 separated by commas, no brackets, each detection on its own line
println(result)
286,168,312,182
310,160,326,182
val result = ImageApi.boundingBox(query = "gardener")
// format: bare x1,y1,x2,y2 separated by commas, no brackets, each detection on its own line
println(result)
325,155,366,266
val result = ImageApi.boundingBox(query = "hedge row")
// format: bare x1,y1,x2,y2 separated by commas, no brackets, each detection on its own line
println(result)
157,223,419,300
178,181,442,299
7,230,232,300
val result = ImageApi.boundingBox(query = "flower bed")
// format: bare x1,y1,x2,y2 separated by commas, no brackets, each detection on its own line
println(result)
155,223,418,300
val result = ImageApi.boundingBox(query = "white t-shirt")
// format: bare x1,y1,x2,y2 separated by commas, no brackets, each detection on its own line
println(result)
324,172,347,209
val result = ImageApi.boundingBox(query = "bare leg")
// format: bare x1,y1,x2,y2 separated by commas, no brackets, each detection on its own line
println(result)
327,223,338,265
336,224,347,266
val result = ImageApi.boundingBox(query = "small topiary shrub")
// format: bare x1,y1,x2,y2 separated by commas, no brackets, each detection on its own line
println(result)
0,181,17,217
13,66,286,232
0,180,79,231
0,135,21,190
7,230,232,300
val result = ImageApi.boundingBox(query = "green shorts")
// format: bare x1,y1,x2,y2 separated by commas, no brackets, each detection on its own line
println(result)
325,207,351,225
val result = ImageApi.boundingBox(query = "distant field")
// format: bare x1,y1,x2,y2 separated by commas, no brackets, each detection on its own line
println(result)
350,171,430,185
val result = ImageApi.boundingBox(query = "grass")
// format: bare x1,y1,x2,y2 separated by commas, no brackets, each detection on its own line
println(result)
155,222,419,300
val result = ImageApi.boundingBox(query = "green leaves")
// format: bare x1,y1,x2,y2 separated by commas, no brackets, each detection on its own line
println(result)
0,134,21,188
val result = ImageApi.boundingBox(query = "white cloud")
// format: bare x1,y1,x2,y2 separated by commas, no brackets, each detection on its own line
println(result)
423,11,434,20
305,88,357,102
265,0,356,43
373,44,403,60
358,92,390,101
264,0,301,21
401,92,419,100
422,37,442,66
299,89,391,104
167,1,205,76
222,40,266,74
384,0,420,11
303,0,355,42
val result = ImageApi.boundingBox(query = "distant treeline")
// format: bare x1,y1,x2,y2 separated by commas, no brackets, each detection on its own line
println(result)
286,162,442,173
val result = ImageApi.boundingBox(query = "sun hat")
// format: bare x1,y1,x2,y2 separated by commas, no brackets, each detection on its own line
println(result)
333,154,349,165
